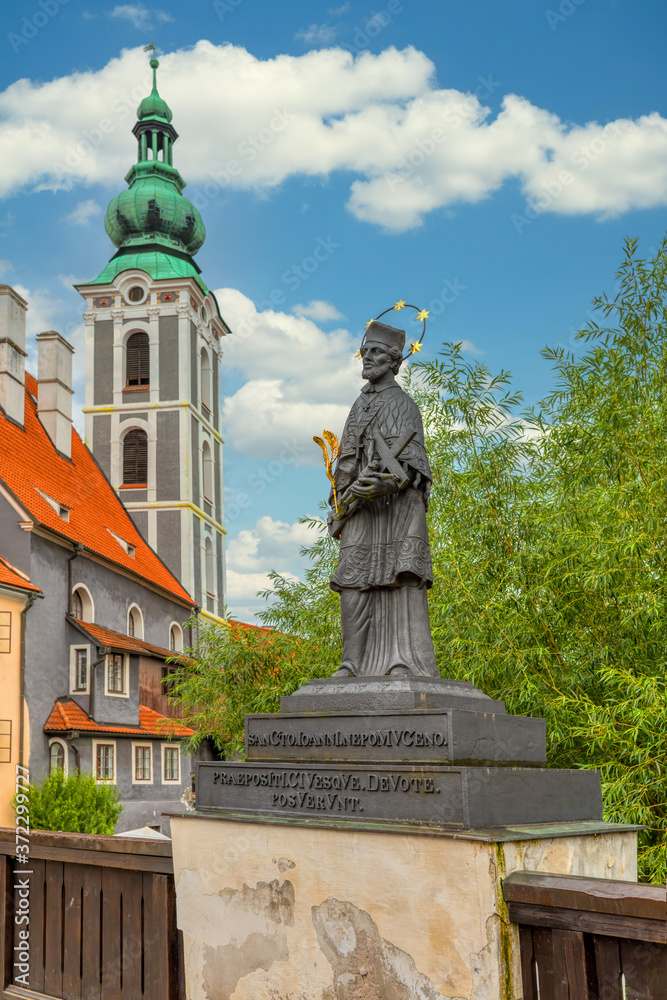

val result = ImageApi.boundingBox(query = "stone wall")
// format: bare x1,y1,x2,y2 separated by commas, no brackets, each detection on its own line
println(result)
171,815,637,1000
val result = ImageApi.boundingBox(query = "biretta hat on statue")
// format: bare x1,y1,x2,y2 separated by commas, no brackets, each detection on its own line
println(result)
355,300,430,361
363,321,405,352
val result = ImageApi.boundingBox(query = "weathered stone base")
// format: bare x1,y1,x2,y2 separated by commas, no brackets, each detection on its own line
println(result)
281,675,505,714
170,813,637,1000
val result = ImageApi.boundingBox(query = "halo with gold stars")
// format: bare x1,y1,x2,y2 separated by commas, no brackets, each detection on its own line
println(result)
358,300,430,361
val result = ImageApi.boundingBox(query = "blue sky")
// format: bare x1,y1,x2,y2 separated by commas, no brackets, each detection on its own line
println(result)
2,0,667,619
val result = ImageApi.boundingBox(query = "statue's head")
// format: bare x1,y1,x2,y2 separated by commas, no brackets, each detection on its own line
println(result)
360,321,405,382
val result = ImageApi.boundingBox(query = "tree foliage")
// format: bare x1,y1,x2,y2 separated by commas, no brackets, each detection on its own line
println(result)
16,770,122,835
171,236,667,883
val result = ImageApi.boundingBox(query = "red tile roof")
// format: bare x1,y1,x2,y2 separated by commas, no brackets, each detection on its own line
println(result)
69,618,191,662
44,698,194,738
0,375,193,607
0,556,41,594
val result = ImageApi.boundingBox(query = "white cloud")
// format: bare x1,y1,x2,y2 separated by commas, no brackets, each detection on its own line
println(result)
0,42,665,229
13,284,86,430
328,4,350,15
225,515,314,620
458,339,483,355
107,4,172,29
227,515,316,573
292,299,344,321
57,273,81,290
0,260,13,278
64,199,102,226
216,287,361,461
295,23,338,45
108,4,151,28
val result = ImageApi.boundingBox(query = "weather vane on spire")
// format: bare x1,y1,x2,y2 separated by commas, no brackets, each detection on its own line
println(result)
143,41,157,56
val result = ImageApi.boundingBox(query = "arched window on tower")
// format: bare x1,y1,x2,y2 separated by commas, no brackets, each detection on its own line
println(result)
200,348,212,415
205,537,215,598
123,429,148,485
126,332,150,387
202,440,213,503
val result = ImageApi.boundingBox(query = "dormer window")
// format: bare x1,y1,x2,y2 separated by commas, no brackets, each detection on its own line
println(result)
108,529,136,558
36,489,69,521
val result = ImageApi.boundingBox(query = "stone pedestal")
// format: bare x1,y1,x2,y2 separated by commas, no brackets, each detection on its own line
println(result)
172,676,638,997
170,813,637,1000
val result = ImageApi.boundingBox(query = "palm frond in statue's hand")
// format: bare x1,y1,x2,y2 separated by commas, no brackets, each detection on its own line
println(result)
313,431,340,512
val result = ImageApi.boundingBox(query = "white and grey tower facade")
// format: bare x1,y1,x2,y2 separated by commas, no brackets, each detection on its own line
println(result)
76,58,229,620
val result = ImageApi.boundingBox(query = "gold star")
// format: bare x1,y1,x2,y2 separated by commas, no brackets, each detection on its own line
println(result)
409,341,422,355
394,299,406,311
365,319,374,330
417,308,430,322
354,349,362,359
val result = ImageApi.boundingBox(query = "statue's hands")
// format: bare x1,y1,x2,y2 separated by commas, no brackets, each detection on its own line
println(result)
350,473,399,500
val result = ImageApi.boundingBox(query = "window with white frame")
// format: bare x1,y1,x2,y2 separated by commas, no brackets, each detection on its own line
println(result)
133,743,153,783
70,645,90,694
205,537,214,597
169,623,183,652
161,743,181,783
49,739,67,776
200,347,212,414
71,585,94,623
106,653,127,696
202,440,213,503
127,605,143,639
94,741,116,782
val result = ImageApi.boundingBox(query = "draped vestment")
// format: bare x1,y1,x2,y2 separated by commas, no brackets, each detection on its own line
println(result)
330,379,438,676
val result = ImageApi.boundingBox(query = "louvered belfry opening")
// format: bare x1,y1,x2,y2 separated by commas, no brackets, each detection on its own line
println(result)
126,332,150,386
123,429,148,485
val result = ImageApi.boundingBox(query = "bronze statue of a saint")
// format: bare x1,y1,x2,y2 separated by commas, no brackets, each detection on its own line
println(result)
328,320,438,677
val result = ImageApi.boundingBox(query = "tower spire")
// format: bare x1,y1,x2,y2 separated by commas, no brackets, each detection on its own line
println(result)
90,51,206,286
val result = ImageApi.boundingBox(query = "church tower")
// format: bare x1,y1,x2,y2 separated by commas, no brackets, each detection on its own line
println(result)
76,57,229,621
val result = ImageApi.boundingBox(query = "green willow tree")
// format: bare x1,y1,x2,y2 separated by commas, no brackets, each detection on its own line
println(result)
170,236,667,883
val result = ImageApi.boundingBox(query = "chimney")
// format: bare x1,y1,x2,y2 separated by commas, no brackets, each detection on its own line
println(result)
0,285,28,426
36,331,75,459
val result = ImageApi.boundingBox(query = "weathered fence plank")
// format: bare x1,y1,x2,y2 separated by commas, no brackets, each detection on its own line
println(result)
0,827,180,1000
504,871,667,1000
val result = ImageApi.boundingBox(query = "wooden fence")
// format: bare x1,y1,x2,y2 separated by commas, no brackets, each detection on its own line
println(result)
0,828,181,1000
503,871,667,1000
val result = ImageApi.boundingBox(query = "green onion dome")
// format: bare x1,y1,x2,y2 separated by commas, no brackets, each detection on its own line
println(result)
137,58,173,123
102,56,205,256
104,164,205,254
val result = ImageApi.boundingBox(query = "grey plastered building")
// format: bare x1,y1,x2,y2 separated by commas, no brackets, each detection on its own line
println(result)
75,57,230,622
0,284,198,834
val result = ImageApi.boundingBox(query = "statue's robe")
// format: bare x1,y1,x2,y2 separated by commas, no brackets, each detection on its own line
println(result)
330,377,438,676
